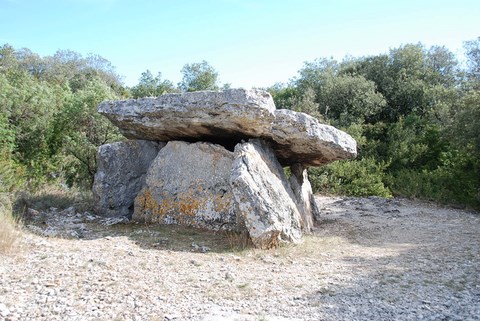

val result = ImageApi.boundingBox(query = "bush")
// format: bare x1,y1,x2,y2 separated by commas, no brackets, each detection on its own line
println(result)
309,158,391,198
388,167,479,209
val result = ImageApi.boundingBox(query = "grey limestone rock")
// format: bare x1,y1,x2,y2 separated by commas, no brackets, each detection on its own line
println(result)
98,88,276,150
271,109,357,166
289,163,320,231
133,141,237,230
94,89,359,247
98,89,357,166
92,140,164,217
230,139,302,248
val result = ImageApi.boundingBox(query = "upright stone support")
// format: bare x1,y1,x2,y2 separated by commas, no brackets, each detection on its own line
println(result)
92,140,164,217
133,141,237,230
230,140,302,249
289,164,320,232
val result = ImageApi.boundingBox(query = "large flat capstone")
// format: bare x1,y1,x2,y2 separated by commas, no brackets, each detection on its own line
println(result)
98,89,356,166
98,89,276,151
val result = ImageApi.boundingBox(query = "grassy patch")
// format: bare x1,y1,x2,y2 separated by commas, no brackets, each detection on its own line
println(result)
101,223,254,253
226,230,253,252
0,204,21,254
13,184,94,215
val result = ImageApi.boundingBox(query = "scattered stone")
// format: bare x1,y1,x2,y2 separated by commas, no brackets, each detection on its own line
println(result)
101,216,130,226
0,303,10,317
192,243,211,253
63,206,76,216
230,140,302,249
27,208,40,217
191,242,200,251
92,140,164,217
225,272,235,282
3,196,480,320
84,212,98,221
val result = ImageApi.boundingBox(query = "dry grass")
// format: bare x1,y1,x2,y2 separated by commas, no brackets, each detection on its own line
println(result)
14,184,94,216
226,230,253,251
0,204,21,254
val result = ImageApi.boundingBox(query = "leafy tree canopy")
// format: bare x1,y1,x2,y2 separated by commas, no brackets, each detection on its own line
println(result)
131,70,177,98
178,60,219,92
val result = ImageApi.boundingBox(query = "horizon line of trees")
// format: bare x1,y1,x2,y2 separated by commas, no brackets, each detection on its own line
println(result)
1,37,479,209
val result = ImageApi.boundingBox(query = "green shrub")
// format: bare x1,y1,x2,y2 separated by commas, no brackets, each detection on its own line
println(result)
309,158,391,198
388,167,479,208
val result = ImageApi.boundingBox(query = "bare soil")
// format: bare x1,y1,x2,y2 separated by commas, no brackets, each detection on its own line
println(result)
1,196,479,320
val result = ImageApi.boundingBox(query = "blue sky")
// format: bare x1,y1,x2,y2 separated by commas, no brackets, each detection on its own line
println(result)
1,0,479,88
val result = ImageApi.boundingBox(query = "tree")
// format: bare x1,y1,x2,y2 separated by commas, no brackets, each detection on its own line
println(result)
130,70,176,98
291,87,324,120
295,59,385,127
0,69,66,183
464,37,480,86
426,45,459,87
0,44,126,189
315,74,386,127
54,79,123,187
0,110,18,197
295,58,338,94
268,83,297,110
178,60,219,92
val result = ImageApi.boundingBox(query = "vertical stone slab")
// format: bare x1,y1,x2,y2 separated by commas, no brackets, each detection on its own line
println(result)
230,139,302,249
133,141,237,230
92,140,164,217
289,164,320,231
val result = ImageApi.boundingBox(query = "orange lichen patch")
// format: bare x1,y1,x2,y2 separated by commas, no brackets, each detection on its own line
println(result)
135,189,174,222
213,192,232,213
135,187,233,227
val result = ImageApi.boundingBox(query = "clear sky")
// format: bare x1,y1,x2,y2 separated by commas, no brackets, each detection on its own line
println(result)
1,0,479,88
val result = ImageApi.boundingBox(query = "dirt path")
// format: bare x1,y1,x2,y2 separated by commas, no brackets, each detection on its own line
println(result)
1,196,479,320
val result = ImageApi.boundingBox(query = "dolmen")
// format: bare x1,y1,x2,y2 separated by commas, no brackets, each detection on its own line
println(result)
93,89,356,248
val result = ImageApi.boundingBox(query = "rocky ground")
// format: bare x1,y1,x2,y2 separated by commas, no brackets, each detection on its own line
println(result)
1,196,479,321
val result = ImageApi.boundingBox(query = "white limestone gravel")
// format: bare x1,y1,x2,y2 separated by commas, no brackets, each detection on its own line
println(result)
1,196,479,320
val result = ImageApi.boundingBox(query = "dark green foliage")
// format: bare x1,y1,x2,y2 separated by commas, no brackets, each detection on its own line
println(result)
268,83,297,110
1,40,479,210
0,113,19,197
130,70,177,98
178,60,219,92
388,160,479,208
313,74,386,127
53,79,123,187
309,158,391,198
271,40,479,208
464,37,480,84
0,44,125,192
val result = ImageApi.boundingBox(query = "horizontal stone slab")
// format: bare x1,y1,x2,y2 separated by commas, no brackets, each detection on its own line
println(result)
98,89,276,150
270,109,357,166
98,89,357,166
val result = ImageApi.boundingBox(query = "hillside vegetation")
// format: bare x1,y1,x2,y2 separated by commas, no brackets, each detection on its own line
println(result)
0,39,479,213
